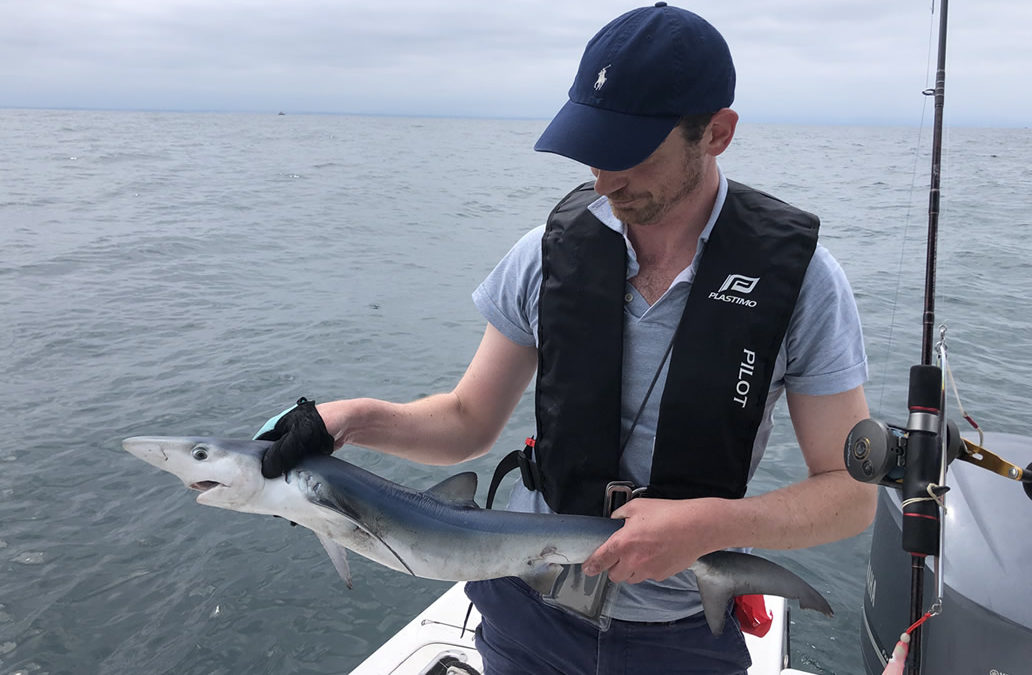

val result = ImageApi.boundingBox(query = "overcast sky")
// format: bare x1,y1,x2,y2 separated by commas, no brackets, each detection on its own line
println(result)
2,0,1029,126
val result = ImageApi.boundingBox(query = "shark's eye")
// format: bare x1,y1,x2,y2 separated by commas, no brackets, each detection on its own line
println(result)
191,446,209,461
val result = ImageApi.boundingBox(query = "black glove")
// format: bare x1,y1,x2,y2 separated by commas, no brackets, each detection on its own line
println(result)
259,397,335,478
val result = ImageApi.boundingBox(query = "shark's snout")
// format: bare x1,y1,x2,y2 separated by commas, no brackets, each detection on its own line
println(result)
122,437,172,463
122,436,259,508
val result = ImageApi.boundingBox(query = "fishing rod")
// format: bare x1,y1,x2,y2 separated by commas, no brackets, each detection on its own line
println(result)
840,0,948,655
845,2,1032,673
837,5,953,671
920,0,948,366
900,1,951,670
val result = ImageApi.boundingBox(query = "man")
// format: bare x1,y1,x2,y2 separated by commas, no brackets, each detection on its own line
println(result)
259,4,876,673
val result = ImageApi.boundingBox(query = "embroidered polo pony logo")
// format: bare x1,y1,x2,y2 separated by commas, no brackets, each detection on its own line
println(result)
594,64,612,91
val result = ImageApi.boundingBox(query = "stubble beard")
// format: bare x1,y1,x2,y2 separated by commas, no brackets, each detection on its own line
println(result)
610,145,706,227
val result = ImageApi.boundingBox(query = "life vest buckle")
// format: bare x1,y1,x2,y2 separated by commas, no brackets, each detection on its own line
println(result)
604,480,647,516
516,441,542,492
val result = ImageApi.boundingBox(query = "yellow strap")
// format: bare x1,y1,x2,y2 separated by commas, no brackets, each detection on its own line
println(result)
958,439,1025,481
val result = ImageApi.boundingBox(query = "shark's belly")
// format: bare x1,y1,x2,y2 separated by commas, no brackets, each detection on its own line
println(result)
380,528,607,581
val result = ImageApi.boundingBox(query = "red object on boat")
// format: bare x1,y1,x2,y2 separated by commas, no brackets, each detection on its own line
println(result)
734,594,773,637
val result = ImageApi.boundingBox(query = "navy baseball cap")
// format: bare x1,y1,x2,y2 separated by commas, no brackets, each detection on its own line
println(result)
534,2,735,171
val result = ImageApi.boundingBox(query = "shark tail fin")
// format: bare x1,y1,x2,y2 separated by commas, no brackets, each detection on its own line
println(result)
692,550,833,636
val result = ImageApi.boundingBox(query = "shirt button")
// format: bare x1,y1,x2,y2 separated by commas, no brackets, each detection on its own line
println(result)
624,293,633,303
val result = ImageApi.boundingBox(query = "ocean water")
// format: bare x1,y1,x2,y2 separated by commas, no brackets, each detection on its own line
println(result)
1,109,1030,675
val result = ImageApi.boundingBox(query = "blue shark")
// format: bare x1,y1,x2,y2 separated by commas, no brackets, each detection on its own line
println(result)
122,436,833,634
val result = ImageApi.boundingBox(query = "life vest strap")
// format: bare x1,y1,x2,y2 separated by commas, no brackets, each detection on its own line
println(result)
485,438,540,509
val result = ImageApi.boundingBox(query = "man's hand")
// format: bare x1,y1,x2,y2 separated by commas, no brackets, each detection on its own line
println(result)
258,397,335,478
581,497,724,584
581,387,876,585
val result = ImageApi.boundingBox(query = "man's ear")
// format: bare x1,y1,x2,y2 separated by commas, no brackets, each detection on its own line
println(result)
705,108,739,157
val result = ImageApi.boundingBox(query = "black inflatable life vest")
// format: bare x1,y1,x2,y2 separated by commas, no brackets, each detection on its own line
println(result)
532,180,819,516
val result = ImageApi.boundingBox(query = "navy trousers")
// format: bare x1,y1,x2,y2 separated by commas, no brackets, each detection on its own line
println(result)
465,577,752,675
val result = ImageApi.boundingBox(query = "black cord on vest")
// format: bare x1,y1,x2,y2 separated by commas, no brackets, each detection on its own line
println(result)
619,315,682,455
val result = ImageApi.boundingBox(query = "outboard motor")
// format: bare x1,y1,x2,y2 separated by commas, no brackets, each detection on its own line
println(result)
848,429,1032,673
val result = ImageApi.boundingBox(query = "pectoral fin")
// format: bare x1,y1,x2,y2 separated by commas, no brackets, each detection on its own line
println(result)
316,532,353,589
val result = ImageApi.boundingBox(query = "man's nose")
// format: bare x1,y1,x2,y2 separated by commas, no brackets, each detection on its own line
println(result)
590,168,628,196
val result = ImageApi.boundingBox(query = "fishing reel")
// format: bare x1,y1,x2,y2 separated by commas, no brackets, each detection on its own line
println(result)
845,416,1032,502
844,417,963,488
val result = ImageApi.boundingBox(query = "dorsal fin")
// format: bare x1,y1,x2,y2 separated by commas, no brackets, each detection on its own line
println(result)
425,472,479,506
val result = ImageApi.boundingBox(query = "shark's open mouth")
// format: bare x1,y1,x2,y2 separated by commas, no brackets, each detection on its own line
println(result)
190,481,222,492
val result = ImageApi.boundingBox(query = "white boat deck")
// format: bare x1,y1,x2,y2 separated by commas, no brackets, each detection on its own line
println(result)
352,582,813,674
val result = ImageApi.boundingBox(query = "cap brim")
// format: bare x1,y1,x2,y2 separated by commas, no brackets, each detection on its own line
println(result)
534,100,680,172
